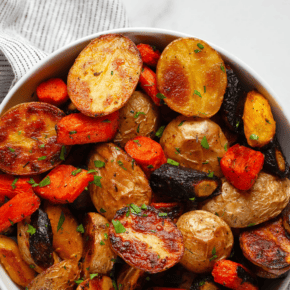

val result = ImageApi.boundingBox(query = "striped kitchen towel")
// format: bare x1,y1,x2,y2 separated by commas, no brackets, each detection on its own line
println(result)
0,0,129,103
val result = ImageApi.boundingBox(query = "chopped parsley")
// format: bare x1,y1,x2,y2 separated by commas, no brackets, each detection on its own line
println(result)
175,147,180,154
27,224,36,235
209,247,217,261
130,204,141,214
202,160,209,164
220,64,225,72
69,131,77,135
8,147,15,152
194,90,202,98
39,144,45,148
137,124,140,133
104,233,108,239
71,168,82,176
87,169,97,174
178,120,185,127
91,175,102,188
111,71,114,75
141,204,147,210
94,160,105,168
208,170,214,178
29,264,35,269
197,43,204,49
76,224,84,233
156,93,166,99
102,119,111,123
201,136,209,149
112,219,126,233
224,142,228,151
38,176,51,187
189,197,195,201
236,121,240,128
194,49,201,53
100,208,106,213
167,158,179,166
90,273,98,279
250,134,259,140
57,211,65,232
155,126,165,138
117,160,127,170
75,279,84,285
147,164,154,168
158,212,167,217
59,145,66,161
248,223,256,227
134,111,145,118
11,178,18,189
100,240,105,245
38,156,47,161
204,86,206,93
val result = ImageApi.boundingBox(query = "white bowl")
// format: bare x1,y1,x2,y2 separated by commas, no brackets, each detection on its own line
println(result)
0,27,289,290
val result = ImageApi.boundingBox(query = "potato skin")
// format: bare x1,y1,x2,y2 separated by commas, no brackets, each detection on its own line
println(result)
201,172,290,228
160,116,228,177
68,34,142,117
156,38,227,117
44,203,83,261
114,91,160,147
82,213,116,278
117,264,145,290
88,143,152,221
0,235,36,287
27,259,81,290
176,210,233,273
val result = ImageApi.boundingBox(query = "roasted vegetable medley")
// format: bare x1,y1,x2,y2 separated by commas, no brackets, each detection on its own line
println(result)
0,34,289,290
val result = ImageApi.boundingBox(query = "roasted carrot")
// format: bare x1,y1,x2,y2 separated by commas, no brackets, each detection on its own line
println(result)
137,44,161,67
56,111,119,145
0,189,40,233
36,78,68,106
125,136,167,177
34,165,94,204
139,65,162,106
212,260,258,290
220,144,264,190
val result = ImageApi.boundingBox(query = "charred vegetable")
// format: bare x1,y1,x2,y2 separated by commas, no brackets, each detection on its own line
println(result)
282,202,290,236
190,274,221,290
150,164,221,201
29,208,54,269
221,65,246,134
109,206,184,273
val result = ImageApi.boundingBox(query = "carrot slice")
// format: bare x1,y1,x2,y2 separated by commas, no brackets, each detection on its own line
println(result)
220,144,264,190
125,136,166,177
139,65,162,106
212,260,258,290
0,189,40,233
137,44,161,67
56,111,119,145
34,165,94,203
36,78,68,107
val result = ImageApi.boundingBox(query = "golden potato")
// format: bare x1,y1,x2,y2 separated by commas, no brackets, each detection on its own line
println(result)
68,34,142,117
87,143,152,220
156,37,227,117
114,91,160,147
243,90,276,147
160,115,228,177
82,213,116,278
176,210,233,273
200,172,290,228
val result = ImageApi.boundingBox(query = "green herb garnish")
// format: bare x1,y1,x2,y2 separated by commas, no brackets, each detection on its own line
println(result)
39,176,51,187
201,136,209,149
27,224,36,235
134,111,145,118
57,211,65,232
76,224,84,233
250,134,259,140
155,125,165,138
71,168,82,176
194,90,202,98
112,219,126,233
38,156,47,161
59,145,66,161
94,160,105,168
167,158,179,166
11,178,18,189
156,93,166,99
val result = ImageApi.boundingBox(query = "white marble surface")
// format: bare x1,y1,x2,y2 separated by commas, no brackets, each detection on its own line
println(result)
123,0,290,117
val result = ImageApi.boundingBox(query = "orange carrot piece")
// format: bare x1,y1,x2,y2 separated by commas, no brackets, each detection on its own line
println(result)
137,43,161,67
220,144,264,190
0,189,40,233
139,65,162,106
212,260,258,290
34,165,94,204
56,111,119,145
36,78,68,106
125,136,166,177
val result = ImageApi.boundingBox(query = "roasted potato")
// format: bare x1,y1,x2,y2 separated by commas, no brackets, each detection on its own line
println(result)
117,264,145,290
156,38,227,117
176,210,233,273
0,102,70,175
68,34,142,117
44,203,83,261
282,202,290,235
243,90,276,148
160,115,228,177
82,212,116,278
76,275,114,290
240,215,290,277
191,274,222,290
27,259,81,290
113,91,160,147
200,172,290,228
0,235,36,287
87,143,152,221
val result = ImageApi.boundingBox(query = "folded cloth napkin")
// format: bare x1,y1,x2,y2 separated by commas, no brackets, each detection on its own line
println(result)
0,0,129,104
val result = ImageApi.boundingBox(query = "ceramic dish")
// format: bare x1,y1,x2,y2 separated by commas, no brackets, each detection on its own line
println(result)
0,27,289,290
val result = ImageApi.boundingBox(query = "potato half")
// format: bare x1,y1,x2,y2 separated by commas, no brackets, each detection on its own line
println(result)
156,38,227,117
68,34,142,117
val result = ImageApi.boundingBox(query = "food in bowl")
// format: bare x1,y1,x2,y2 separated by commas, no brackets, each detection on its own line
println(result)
0,30,289,290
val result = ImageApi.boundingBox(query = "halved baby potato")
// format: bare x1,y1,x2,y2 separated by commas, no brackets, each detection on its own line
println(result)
0,102,70,175
156,38,227,117
68,34,142,117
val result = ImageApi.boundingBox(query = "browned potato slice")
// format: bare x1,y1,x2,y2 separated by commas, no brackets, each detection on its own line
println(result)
109,206,184,273
44,203,83,261
177,210,233,273
68,34,142,117
114,91,160,147
117,264,145,290
243,90,276,147
87,143,152,221
282,202,290,235
160,115,228,177
200,172,290,228
76,275,114,290
27,259,81,290
240,216,290,277
82,213,116,278
0,235,36,287
156,38,227,117
0,102,70,175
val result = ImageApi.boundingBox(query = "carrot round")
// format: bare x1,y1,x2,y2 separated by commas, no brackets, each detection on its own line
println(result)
36,78,68,106
212,260,258,290
56,111,119,145
125,136,166,177
139,65,162,106
137,43,161,67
